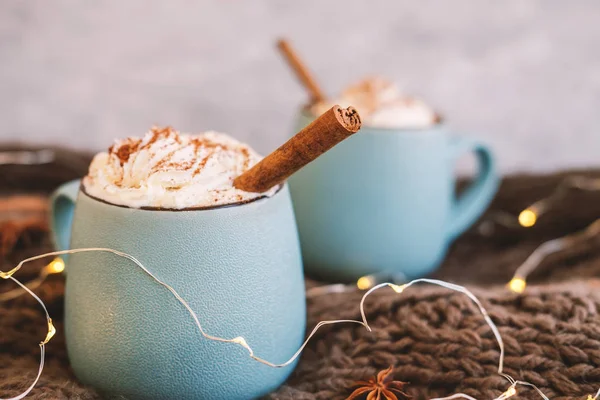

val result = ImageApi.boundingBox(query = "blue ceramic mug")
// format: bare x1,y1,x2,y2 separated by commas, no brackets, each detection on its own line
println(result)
289,112,498,282
50,180,306,400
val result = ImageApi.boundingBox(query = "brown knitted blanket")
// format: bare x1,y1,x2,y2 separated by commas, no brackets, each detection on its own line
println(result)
1,147,599,400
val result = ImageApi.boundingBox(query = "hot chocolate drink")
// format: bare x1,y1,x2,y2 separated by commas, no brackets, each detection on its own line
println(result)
310,77,438,129
83,126,277,209
50,107,361,399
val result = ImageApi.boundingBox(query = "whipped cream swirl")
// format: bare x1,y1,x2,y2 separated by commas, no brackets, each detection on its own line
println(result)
311,77,438,129
83,127,276,209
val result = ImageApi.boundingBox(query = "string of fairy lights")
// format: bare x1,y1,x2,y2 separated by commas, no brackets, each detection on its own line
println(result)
0,258,64,301
1,271,55,400
500,175,600,294
342,175,600,297
2,175,600,399
477,175,600,234
1,248,554,400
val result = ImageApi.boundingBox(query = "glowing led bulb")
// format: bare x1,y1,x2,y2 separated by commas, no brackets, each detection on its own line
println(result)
518,209,537,227
503,387,517,398
232,336,247,346
0,266,18,279
356,275,375,290
508,277,527,294
42,318,56,345
389,283,406,293
46,258,65,274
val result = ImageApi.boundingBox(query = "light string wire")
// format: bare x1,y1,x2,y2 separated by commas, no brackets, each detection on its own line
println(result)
1,275,53,400
507,217,600,294
314,188,600,299
479,175,600,232
2,176,598,398
519,175,600,226
0,258,64,301
1,248,560,400
311,213,600,297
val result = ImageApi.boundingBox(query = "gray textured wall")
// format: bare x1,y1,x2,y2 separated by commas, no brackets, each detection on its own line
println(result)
2,1,599,174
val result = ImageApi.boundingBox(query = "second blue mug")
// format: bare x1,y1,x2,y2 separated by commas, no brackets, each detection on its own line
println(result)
289,111,499,282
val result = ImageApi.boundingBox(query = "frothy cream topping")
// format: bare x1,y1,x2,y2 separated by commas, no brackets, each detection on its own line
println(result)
83,127,276,209
311,77,438,129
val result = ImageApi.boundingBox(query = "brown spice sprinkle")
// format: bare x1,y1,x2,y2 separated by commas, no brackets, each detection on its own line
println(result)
108,138,142,166
239,147,250,170
108,127,252,179
141,126,180,150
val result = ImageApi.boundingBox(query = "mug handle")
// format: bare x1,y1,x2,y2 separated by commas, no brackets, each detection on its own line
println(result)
49,179,80,252
446,137,499,240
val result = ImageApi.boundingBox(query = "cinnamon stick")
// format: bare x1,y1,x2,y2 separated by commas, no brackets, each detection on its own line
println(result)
277,39,326,103
234,106,361,193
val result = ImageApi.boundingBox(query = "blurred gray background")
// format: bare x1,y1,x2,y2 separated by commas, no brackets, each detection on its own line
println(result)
1,0,599,174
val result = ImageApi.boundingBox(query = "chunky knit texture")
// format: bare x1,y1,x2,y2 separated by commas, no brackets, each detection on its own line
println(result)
1,148,599,399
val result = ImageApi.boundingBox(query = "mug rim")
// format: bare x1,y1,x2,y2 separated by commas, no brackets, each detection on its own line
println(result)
79,183,284,212
299,106,445,132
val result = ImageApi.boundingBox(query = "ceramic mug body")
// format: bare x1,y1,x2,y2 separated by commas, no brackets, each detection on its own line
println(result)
50,181,306,400
289,111,498,282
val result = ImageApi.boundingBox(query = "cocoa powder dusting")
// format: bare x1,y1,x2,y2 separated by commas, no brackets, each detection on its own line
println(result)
108,128,255,187
190,137,228,152
239,147,251,170
109,139,141,166
141,126,177,150
152,149,180,172
156,160,194,172
150,136,228,174
193,155,211,176
190,137,231,176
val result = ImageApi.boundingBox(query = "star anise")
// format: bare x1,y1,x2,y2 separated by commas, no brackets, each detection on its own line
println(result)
347,366,409,400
